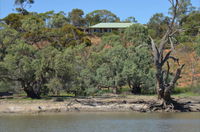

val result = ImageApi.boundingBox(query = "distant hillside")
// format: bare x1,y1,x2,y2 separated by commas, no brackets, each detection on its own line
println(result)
175,48,200,88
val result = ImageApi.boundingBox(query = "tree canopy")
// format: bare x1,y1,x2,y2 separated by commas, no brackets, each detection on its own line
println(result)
14,0,35,15
68,9,85,27
85,10,120,26
0,0,199,99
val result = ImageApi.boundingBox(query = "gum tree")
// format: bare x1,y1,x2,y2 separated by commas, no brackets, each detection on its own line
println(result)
150,0,185,108
85,10,120,26
14,0,34,15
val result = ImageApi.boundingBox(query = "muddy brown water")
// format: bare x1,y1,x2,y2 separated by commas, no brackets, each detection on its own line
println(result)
0,112,200,132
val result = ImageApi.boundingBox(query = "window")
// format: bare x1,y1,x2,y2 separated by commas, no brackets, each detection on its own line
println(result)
108,29,112,32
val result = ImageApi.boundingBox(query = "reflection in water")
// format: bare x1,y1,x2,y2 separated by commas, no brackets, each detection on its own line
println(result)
0,112,200,132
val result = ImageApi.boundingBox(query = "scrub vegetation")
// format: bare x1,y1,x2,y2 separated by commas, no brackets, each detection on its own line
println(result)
0,0,199,111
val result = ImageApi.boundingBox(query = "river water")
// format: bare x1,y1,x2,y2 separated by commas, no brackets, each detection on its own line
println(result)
0,112,200,132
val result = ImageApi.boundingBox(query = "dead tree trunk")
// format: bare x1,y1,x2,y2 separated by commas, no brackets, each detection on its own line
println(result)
150,0,185,108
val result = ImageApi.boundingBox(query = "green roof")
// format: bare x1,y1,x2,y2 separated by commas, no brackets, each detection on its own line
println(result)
89,23,134,28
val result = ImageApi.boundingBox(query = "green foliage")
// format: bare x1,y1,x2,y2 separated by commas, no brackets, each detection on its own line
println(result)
0,43,41,98
181,12,200,36
178,12,200,42
101,34,121,47
3,13,24,31
191,84,200,94
21,15,45,32
124,16,138,23
147,13,170,40
14,0,34,15
15,0,34,5
122,46,155,94
46,24,88,47
173,87,190,94
195,35,200,56
48,11,68,28
124,24,149,45
76,35,155,95
13,12,89,47
45,78,63,95
96,45,127,90
168,0,195,23
34,45,76,95
174,85,200,95
68,9,85,27
0,24,20,60
0,43,79,98
86,10,120,26
3,5,200,99
0,81,13,92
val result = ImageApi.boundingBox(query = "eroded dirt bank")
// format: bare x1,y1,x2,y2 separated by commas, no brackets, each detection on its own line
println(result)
0,96,200,114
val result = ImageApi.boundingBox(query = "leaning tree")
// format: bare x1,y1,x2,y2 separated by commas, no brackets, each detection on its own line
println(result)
150,0,186,108
14,0,34,15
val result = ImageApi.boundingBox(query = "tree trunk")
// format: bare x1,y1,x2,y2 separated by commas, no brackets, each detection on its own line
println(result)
131,85,141,94
155,62,184,107
128,80,141,94
25,88,41,99
150,0,186,109
21,82,41,99
156,83,172,106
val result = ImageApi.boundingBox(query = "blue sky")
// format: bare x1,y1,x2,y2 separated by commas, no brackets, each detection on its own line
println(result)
0,0,199,24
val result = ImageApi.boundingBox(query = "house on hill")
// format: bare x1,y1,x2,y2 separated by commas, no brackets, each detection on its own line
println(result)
87,23,134,33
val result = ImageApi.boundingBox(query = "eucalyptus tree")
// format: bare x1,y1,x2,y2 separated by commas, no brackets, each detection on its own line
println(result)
168,0,195,23
180,12,200,37
20,14,47,44
122,46,155,94
147,13,170,40
91,44,155,94
0,43,77,98
85,10,120,26
21,14,45,32
82,32,155,95
124,24,149,46
0,24,20,61
3,13,24,31
124,16,138,23
14,0,34,15
48,11,68,28
0,43,41,98
68,9,85,27
150,0,185,108
96,44,127,93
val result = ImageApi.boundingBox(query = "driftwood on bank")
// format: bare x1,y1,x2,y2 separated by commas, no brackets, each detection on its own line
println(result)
69,98,200,112
1,97,199,114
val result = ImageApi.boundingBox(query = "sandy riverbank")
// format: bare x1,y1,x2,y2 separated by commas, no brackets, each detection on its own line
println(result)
0,96,200,114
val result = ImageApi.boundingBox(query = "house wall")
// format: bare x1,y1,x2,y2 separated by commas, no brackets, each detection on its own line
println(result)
89,28,123,34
